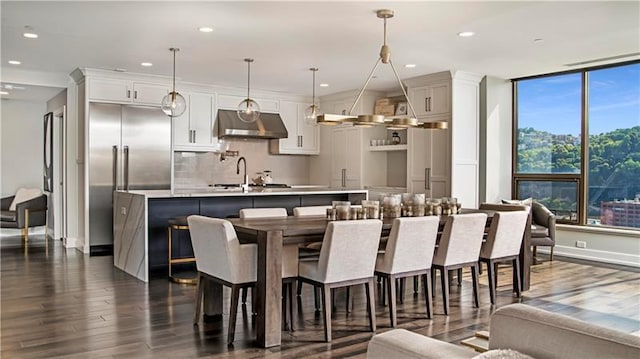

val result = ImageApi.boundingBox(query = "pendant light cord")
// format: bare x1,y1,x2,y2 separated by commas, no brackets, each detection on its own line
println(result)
312,68,317,107
246,59,251,100
172,49,176,93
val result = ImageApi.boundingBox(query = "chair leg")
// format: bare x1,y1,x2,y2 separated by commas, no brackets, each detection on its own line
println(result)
321,284,332,342
289,281,297,331
413,276,419,294
550,246,554,261
387,276,397,327
282,283,289,331
399,277,405,304
424,271,433,319
431,270,436,298
366,278,377,332
381,278,387,306
297,279,303,296
228,285,241,345
242,287,248,304
440,267,450,315
23,209,29,242
487,260,496,305
314,286,320,311
533,246,538,259
514,257,522,298
471,264,480,308
346,286,351,313
457,268,462,286
193,274,204,325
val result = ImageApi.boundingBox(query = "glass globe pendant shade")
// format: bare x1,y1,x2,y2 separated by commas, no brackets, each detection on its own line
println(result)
303,104,320,125
237,98,261,123
161,91,187,117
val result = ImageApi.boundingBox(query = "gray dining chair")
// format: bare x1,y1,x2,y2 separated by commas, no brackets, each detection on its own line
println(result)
432,213,488,315
188,215,257,345
297,219,383,342
238,207,297,331
375,216,440,326
480,210,529,304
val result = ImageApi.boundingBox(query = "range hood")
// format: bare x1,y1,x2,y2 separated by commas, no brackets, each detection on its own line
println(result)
217,109,288,139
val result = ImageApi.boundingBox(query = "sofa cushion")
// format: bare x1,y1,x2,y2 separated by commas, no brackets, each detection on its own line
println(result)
9,188,42,211
1,210,16,222
473,349,534,359
502,198,533,207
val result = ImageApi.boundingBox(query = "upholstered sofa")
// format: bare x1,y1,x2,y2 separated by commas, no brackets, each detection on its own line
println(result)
0,188,47,241
367,303,640,359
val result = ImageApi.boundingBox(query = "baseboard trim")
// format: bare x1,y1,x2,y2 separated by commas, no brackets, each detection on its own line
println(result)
90,244,113,256
538,245,640,268
63,236,80,248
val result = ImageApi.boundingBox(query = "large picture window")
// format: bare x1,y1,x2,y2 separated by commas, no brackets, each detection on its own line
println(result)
514,61,639,229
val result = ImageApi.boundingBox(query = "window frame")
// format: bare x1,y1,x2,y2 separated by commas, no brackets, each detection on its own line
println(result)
511,59,639,228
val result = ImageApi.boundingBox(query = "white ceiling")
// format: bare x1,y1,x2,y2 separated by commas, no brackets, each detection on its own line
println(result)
1,1,639,102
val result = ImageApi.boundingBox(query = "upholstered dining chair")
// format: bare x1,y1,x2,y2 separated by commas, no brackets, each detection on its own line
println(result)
188,215,257,345
298,219,383,342
238,207,297,331
293,205,332,217
479,210,529,304
375,216,440,327
531,202,556,262
432,213,488,315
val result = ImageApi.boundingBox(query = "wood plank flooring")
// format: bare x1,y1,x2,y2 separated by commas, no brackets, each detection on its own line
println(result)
2,234,639,358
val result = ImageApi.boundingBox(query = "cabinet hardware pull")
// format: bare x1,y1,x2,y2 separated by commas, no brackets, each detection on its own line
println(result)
123,146,130,191
300,136,303,148
127,90,131,99
112,145,118,191
192,130,196,143
425,168,431,190
342,168,346,188
134,90,138,100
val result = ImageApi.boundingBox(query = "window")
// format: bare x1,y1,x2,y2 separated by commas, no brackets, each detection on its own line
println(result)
514,61,640,229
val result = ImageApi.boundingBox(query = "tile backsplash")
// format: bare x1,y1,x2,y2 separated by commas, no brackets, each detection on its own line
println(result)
174,138,310,189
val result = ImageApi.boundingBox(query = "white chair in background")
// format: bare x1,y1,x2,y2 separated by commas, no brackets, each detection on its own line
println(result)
432,213,487,315
479,210,529,304
297,219,383,342
375,216,440,326
293,205,332,217
238,207,297,331
188,215,257,345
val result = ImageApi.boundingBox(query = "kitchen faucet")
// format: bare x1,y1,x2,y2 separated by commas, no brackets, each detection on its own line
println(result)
236,156,249,192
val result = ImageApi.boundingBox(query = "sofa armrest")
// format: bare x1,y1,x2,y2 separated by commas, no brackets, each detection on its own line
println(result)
1,196,15,211
15,194,47,228
367,329,476,359
489,304,640,359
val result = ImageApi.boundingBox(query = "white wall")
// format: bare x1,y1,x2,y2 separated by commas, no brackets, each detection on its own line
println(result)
1,99,46,197
480,76,512,203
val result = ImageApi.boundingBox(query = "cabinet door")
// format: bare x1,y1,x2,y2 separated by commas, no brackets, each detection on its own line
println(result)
407,127,450,196
410,81,451,118
278,101,300,152
344,127,361,184
331,128,347,184
89,78,132,103
172,97,191,147
299,103,319,154
132,83,169,105
190,93,214,146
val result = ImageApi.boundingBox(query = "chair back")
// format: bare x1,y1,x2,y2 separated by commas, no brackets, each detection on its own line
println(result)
187,215,257,284
293,205,332,217
433,213,487,266
239,207,287,218
378,217,440,274
480,211,529,259
316,219,383,283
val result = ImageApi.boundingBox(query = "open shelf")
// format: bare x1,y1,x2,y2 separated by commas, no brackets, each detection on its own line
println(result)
368,144,407,152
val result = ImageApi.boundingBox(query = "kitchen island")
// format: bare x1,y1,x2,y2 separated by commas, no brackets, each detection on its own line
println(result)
113,188,367,282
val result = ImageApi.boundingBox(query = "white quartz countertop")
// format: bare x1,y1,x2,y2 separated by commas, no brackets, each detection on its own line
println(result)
120,188,367,198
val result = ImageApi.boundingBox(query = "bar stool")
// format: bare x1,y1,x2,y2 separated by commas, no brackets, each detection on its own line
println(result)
168,216,197,284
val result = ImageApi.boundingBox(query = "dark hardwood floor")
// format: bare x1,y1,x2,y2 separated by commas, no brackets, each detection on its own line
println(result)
2,234,639,358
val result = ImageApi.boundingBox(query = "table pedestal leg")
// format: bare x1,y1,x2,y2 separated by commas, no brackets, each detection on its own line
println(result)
256,230,283,348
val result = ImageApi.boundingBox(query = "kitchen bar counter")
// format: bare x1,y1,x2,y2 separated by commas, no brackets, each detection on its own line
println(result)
113,188,367,282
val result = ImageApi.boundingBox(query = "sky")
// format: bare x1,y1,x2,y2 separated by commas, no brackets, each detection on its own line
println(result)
517,62,639,136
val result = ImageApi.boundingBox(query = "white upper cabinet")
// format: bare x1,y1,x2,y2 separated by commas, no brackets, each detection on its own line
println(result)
269,100,319,155
406,127,450,197
217,94,279,113
409,81,451,118
88,78,169,105
173,92,219,151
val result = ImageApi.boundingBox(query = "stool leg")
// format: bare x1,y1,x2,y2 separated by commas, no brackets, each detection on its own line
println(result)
168,226,173,279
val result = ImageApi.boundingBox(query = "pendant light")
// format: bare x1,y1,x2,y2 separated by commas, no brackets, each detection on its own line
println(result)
303,67,320,125
161,48,187,117
237,58,261,123
316,9,447,130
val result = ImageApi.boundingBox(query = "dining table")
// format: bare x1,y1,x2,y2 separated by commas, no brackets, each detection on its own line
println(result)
200,209,531,348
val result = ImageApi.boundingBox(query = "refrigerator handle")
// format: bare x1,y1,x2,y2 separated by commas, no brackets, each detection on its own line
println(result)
112,145,118,191
123,146,130,191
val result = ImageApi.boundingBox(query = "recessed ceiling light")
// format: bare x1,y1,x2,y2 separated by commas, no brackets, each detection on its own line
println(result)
140,62,153,67
319,83,329,87
198,26,214,33
404,64,416,68
457,31,475,37
533,38,544,43
8,60,21,65
0,91,9,95
23,32,38,39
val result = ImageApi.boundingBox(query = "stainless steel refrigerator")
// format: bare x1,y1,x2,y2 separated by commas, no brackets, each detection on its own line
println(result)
89,103,171,253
